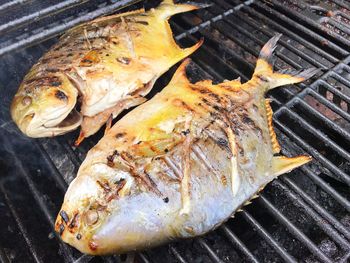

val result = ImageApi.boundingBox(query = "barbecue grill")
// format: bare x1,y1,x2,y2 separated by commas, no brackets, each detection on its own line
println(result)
0,0,349,262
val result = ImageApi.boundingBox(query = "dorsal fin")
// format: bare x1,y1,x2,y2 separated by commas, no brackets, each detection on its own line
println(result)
265,99,281,154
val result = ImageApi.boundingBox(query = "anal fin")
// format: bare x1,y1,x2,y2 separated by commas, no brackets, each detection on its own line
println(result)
265,99,281,154
271,155,312,177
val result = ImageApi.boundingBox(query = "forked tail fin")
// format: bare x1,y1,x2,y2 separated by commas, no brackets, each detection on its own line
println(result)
253,34,320,91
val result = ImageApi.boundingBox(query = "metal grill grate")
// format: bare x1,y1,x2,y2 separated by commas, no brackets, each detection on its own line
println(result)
0,0,349,262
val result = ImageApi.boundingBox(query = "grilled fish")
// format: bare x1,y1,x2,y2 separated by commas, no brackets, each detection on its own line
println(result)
55,34,318,255
10,0,203,144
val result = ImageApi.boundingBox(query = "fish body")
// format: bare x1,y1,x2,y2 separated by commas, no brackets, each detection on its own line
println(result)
55,35,318,255
10,0,202,141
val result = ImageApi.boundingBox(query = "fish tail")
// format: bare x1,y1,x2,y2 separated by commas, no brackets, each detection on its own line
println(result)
178,38,203,62
253,34,320,91
158,0,210,19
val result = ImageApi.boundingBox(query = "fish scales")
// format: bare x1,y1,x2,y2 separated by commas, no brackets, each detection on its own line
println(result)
10,0,203,142
55,34,319,255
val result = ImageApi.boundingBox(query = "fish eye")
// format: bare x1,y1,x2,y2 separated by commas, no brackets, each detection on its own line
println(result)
55,90,68,101
84,210,99,226
22,96,32,106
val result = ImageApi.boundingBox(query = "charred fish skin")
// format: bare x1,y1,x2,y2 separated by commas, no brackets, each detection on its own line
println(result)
55,34,318,255
10,0,203,141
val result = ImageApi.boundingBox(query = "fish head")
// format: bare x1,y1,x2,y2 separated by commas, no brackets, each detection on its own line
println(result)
11,73,82,137
55,159,176,255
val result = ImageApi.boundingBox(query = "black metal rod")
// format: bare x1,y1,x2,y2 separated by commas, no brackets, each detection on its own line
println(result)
241,210,296,263
0,0,31,13
252,1,349,57
274,114,350,185
169,245,188,263
0,0,90,35
259,195,334,263
207,1,326,70
198,238,224,263
237,3,339,64
283,105,350,162
220,225,260,263
0,185,44,263
175,0,255,40
269,0,350,49
275,179,350,246
300,165,350,212
0,0,142,56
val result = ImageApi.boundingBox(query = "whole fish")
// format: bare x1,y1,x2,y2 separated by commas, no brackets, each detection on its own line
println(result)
10,0,203,144
55,34,318,255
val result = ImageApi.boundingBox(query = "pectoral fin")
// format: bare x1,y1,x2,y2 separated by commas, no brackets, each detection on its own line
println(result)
271,155,311,177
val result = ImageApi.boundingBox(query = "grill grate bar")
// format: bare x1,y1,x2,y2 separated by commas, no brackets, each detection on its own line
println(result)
220,225,260,263
263,0,350,50
241,210,296,262
238,2,340,64
0,185,43,263
0,0,90,35
0,0,142,56
253,1,349,57
274,114,350,185
207,1,327,70
4,139,76,262
175,0,255,41
282,104,350,162
197,238,224,263
169,245,188,263
317,78,350,104
306,88,350,121
0,0,31,13
275,179,350,247
173,22,251,81
287,96,350,141
0,248,10,263
259,195,334,263
300,165,350,212
340,251,350,263
35,141,69,191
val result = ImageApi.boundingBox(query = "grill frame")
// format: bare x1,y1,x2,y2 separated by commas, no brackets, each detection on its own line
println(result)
0,0,349,262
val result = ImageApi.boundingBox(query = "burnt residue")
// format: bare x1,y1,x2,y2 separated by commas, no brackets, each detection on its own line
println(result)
115,132,126,139
105,178,127,202
69,213,79,229
115,178,125,185
97,180,111,192
135,20,149,26
59,223,65,235
59,210,69,224
182,129,190,136
24,76,61,86
256,74,269,82
117,57,131,65
107,150,119,167
55,90,68,100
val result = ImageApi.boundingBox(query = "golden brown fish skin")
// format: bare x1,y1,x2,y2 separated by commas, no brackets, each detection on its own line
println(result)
11,0,203,139
55,34,318,255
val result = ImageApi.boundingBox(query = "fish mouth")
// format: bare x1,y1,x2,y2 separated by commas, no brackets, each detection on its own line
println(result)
24,107,82,137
